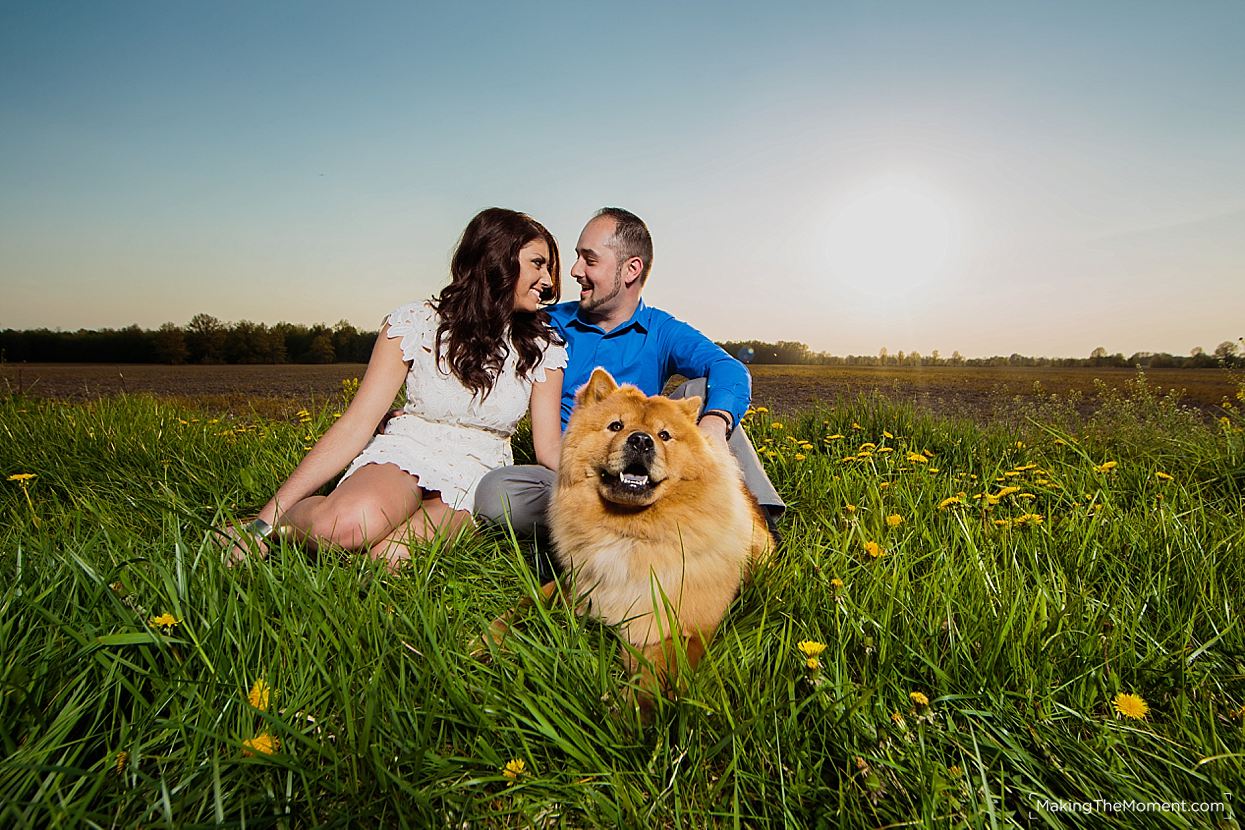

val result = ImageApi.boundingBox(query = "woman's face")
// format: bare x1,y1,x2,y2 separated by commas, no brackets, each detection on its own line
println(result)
512,237,553,313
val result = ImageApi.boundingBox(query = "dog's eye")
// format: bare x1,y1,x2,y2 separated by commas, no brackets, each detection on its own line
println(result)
658,430,672,442
608,420,624,432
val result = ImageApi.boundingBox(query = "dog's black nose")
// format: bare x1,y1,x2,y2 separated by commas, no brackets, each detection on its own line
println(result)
626,431,654,453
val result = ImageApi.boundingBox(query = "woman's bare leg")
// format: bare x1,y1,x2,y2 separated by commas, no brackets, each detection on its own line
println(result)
274,463,424,552
368,493,473,569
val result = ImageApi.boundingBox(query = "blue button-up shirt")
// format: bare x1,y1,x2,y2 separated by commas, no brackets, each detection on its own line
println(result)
546,299,752,429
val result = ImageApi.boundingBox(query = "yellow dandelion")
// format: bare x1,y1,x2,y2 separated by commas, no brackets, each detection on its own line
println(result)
885,513,904,527
948,764,962,777
877,446,893,454
755,406,769,413
798,639,827,657
859,442,877,451
502,758,526,781
1094,460,1118,473
878,481,890,489
923,449,934,458
863,541,884,559
1015,441,1025,449
800,442,814,450
844,503,856,513
851,422,863,430
938,496,961,510
771,422,784,430
1155,471,1173,482
1014,463,1037,471
928,467,939,473
247,679,272,711
830,577,844,589
826,433,844,440
794,453,807,461
805,657,821,671
242,733,279,756
996,486,1021,498
1113,692,1148,720
906,452,927,463
148,613,180,630
883,430,894,439
7,473,37,482
909,691,930,707
1053,438,1067,446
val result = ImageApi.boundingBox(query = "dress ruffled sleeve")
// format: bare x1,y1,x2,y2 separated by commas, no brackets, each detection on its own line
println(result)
385,302,437,363
531,335,568,383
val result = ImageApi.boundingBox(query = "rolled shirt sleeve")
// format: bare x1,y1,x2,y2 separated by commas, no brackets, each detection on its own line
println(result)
662,317,752,426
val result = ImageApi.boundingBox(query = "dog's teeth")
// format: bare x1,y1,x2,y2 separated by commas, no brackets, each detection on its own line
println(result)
620,473,649,487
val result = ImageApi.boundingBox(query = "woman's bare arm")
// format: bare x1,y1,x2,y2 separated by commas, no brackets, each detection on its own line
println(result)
529,368,563,471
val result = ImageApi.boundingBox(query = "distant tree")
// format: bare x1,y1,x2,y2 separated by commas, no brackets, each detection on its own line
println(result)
1214,340,1239,366
306,332,336,364
187,314,227,364
950,350,964,366
153,322,188,364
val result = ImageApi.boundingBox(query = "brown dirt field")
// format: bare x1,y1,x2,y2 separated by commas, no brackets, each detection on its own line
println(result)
2,362,1237,419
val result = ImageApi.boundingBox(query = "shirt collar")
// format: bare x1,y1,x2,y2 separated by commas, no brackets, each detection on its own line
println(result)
570,299,650,335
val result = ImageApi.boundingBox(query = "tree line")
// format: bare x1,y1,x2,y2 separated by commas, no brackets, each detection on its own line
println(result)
717,340,1242,369
0,315,375,365
1,320,1239,369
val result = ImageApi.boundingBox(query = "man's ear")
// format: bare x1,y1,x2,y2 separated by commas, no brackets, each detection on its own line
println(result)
576,367,618,405
621,256,645,287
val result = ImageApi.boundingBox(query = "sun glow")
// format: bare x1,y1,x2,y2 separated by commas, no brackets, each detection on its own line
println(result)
824,176,963,289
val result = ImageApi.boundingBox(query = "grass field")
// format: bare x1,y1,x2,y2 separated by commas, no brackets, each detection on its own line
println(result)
2,376,1244,827
1,362,1238,418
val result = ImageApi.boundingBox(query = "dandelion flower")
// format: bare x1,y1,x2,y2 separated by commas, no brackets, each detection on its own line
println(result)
798,640,827,657
242,733,279,756
844,503,856,513
794,453,806,461
148,613,180,630
7,473,36,482
906,452,927,463
863,541,884,559
1155,471,1173,482
885,513,904,527
247,679,272,711
826,433,844,440
948,764,962,777
1094,461,1118,473
771,422,784,430
938,496,961,510
805,657,821,670
830,577,844,589
851,422,862,430
502,758,526,781
1112,692,1148,720
755,406,769,413
909,691,930,707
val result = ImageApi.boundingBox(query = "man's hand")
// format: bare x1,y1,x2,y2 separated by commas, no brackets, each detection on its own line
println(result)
697,412,730,444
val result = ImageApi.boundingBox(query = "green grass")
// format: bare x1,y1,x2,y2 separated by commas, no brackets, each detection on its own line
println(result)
1,384,1243,828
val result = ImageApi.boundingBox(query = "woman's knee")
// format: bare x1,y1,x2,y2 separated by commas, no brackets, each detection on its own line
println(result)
307,496,395,549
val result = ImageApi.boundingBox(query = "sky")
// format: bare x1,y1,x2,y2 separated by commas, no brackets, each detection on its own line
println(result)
1,0,1242,359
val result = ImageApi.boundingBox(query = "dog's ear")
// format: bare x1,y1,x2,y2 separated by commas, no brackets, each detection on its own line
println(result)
677,396,703,422
577,367,619,406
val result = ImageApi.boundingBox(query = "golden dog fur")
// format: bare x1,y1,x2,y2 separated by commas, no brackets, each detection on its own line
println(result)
542,368,772,712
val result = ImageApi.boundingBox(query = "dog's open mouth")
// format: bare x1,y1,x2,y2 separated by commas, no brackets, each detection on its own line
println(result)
600,461,662,502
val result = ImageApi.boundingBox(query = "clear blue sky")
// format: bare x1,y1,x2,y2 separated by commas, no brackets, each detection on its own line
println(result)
2,0,1242,358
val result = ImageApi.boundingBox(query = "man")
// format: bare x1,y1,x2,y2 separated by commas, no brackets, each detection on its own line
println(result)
474,207,785,538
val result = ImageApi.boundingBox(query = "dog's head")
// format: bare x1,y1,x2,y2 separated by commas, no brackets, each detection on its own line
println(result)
560,368,706,508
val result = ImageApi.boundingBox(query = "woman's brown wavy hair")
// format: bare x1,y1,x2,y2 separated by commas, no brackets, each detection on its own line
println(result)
429,208,561,399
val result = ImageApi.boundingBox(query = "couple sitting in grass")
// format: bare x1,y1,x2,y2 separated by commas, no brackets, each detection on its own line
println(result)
225,207,783,569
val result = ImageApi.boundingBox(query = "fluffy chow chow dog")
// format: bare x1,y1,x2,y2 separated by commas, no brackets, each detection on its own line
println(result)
486,368,773,716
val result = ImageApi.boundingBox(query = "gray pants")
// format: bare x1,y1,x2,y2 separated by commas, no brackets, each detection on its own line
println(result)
473,378,785,535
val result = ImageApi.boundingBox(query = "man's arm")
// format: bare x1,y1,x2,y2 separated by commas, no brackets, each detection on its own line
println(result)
661,317,752,430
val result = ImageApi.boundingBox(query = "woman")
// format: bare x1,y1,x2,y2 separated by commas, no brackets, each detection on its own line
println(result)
226,208,566,568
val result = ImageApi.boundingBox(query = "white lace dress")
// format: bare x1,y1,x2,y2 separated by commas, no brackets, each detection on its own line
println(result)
338,302,566,509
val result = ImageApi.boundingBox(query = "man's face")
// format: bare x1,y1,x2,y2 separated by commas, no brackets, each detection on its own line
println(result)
570,216,626,314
